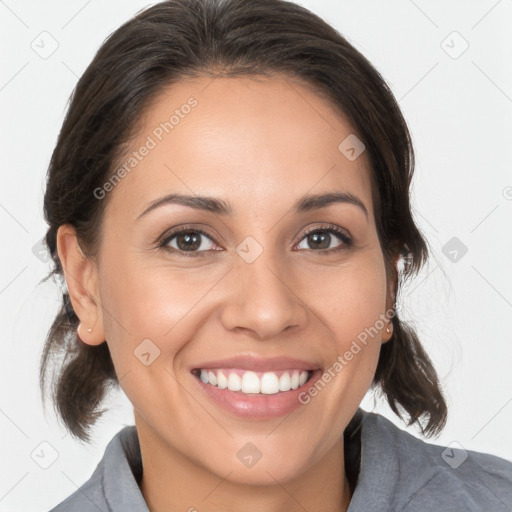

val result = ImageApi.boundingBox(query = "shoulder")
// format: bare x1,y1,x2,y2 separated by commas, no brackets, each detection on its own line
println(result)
48,463,107,512
48,426,145,512
356,410,512,511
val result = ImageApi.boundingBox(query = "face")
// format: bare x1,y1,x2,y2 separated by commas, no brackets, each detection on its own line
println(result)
60,74,394,486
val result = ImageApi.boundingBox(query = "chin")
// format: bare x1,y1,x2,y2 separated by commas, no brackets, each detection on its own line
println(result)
201,447,312,487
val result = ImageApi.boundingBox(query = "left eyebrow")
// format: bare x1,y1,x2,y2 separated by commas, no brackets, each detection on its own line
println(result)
136,191,368,221
291,192,368,219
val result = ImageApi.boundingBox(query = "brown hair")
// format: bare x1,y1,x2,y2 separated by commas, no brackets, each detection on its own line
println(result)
40,0,447,442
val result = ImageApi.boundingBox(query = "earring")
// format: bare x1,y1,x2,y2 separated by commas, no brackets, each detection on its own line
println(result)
78,323,92,334
386,325,391,334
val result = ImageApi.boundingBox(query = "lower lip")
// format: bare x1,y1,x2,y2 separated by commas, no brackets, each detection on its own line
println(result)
192,369,323,420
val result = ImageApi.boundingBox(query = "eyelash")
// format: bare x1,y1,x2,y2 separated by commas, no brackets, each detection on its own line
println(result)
157,223,353,258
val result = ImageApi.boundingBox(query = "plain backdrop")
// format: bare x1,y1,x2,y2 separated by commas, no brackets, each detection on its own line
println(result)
1,1,511,510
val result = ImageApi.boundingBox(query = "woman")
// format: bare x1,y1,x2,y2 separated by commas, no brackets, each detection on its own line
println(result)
40,0,512,510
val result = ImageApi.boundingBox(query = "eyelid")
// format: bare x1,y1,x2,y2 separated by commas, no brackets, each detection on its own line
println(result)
156,224,217,246
157,222,353,256
298,223,352,244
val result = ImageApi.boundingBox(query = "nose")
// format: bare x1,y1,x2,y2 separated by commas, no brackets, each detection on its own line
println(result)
220,246,309,341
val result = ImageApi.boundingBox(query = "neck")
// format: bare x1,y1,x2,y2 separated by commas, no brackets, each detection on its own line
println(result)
135,416,352,512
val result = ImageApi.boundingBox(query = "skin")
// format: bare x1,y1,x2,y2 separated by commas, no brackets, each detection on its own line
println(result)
57,74,395,512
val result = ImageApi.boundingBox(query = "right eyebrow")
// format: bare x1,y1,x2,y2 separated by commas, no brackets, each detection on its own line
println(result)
136,190,368,221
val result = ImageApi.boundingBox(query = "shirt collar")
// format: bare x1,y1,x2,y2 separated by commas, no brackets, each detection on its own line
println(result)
99,408,397,511
101,425,148,511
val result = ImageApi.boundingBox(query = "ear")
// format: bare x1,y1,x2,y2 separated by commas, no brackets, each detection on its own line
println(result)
56,224,105,346
382,253,400,343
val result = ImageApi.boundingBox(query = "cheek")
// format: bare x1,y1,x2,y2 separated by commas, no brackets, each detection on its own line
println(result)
96,249,227,406
311,252,388,342
95,252,184,379
314,252,388,391
99,249,204,342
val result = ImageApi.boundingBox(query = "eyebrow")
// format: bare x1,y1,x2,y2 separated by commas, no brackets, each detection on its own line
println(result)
136,191,368,221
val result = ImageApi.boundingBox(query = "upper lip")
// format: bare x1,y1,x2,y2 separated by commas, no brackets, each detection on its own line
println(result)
191,354,321,373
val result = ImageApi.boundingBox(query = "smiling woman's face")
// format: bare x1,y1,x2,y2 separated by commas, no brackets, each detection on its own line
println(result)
60,74,394,489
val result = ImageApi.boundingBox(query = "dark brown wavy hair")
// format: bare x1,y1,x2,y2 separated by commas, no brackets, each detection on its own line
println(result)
40,0,447,442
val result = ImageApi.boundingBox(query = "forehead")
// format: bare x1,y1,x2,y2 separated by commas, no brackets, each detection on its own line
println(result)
105,74,374,222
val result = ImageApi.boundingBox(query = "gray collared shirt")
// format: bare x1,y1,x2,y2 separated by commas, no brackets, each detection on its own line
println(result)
49,409,512,511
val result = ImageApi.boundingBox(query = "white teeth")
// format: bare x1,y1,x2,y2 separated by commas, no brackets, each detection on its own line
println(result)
227,372,242,391
217,371,228,389
260,372,280,394
242,371,260,393
208,370,217,386
198,369,311,394
279,371,291,391
290,371,300,389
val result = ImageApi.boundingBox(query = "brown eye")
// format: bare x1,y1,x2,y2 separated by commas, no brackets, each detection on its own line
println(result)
173,231,203,251
161,228,218,256
296,225,352,253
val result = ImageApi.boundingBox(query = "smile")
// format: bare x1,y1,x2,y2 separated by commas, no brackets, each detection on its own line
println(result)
189,355,322,419
193,368,312,394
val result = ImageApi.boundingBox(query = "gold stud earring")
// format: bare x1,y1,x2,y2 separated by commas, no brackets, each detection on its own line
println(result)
87,328,92,332
386,325,391,334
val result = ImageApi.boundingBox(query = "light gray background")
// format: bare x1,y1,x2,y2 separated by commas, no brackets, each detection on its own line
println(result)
1,1,511,510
